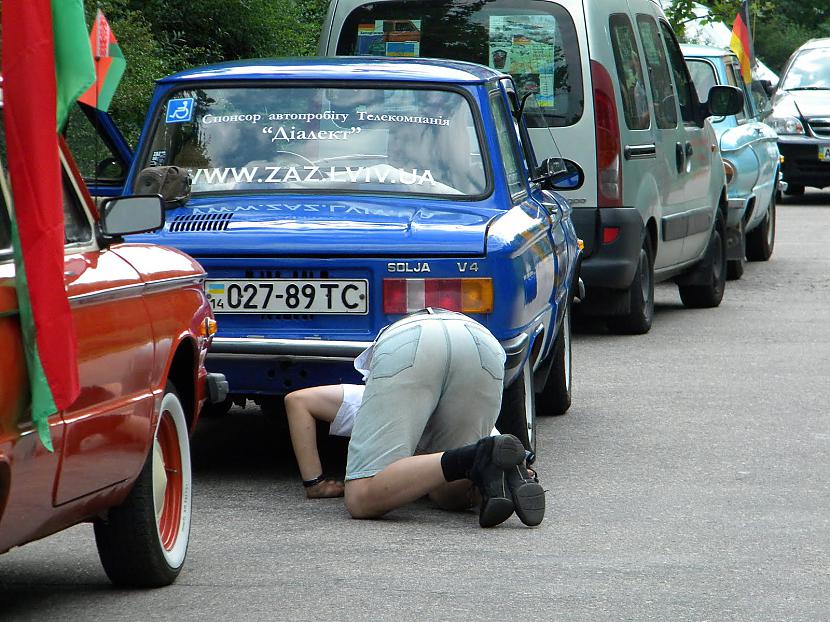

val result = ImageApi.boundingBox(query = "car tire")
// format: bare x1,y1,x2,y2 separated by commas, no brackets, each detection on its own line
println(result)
607,233,654,335
727,221,745,280
678,209,726,308
496,359,536,454
94,381,192,587
535,300,572,416
784,183,804,196
746,188,776,262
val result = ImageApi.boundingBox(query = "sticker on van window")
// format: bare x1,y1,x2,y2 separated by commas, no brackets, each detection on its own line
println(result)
166,98,195,123
150,150,167,166
356,20,421,57
488,15,556,107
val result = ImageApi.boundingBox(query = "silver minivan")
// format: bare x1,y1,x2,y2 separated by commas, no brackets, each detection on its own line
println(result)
319,0,743,333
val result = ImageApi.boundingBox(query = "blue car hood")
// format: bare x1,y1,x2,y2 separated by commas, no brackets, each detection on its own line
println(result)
138,194,500,256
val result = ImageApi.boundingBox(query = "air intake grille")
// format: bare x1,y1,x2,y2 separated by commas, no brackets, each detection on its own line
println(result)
808,118,830,139
169,213,234,232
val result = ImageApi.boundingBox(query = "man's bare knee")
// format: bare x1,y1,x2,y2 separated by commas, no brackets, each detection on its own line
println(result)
344,478,385,519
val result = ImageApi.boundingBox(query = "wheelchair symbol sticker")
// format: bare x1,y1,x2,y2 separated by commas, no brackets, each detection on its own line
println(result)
166,98,195,123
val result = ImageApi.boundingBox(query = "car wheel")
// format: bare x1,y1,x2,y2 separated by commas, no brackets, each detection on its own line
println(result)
94,381,192,587
727,221,746,280
784,183,804,196
746,189,776,262
678,209,726,308
496,359,536,454
535,300,572,416
607,233,654,335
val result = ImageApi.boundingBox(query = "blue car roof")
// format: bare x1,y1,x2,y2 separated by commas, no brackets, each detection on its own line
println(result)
681,43,734,59
157,57,505,85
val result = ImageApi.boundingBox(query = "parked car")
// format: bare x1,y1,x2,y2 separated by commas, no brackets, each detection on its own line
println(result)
320,0,744,334
0,131,227,585
683,44,780,278
116,58,582,451
766,37,830,197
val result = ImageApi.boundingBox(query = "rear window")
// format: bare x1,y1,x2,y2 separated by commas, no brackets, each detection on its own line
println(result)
336,0,583,127
139,85,488,198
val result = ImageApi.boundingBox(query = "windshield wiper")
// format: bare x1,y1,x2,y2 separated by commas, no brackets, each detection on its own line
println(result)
786,86,830,91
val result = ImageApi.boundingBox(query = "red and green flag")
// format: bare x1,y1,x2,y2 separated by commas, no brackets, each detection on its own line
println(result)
2,0,95,449
729,0,754,84
78,10,127,112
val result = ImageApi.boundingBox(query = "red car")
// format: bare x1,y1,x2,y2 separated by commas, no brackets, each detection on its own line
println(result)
0,135,226,586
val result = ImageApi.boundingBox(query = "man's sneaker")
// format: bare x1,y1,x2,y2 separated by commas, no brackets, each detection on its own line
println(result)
468,434,527,528
505,465,545,526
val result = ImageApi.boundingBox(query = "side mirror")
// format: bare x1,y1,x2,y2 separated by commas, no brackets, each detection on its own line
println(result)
759,79,777,97
704,85,744,118
535,158,584,191
100,195,165,236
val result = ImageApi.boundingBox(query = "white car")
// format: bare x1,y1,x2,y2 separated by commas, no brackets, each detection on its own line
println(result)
319,0,743,334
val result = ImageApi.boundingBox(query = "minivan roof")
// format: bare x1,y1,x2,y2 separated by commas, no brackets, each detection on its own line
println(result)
157,57,505,85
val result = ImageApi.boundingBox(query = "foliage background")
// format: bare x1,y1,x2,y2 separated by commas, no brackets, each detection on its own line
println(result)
84,0,329,142
81,0,829,141
666,0,829,72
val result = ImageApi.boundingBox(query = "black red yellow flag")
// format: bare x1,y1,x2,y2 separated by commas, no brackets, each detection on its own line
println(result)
730,0,754,83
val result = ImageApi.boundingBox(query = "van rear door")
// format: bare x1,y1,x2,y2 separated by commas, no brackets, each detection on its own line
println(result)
321,0,599,244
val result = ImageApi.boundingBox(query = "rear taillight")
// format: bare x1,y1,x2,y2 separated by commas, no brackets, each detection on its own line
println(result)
383,278,493,314
591,60,622,208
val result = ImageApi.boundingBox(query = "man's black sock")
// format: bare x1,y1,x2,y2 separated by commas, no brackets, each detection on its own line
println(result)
441,438,488,482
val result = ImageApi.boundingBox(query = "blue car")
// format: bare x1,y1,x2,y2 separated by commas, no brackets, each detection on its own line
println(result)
683,45,781,279
119,58,581,451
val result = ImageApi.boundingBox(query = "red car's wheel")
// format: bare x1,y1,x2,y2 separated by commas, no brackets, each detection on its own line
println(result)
95,381,192,587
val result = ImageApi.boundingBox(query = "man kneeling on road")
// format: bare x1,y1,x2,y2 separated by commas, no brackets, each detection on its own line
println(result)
343,308,545,528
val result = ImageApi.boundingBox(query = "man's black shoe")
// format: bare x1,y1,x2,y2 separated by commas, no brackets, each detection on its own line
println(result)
468,434,526,528
505,465,545,526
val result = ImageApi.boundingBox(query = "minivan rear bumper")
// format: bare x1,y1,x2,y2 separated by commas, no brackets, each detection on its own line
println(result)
571,206,644,289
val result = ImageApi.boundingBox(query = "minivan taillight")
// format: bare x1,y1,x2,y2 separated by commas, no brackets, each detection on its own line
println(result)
591,60,622,208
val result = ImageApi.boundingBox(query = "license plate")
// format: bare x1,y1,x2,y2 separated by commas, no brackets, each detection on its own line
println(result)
819,144,830,161
205,279,368,314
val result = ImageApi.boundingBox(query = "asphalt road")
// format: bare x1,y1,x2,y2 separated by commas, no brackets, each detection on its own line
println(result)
2,192,829,621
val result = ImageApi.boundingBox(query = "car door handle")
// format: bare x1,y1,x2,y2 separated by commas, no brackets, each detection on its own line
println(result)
685,142,693,158
675,142,685,173
623,144,657,160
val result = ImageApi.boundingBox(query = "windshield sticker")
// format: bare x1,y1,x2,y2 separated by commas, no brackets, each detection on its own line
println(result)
150,149,167,166
356,20,421,57
165,97,195,123
265,125,362,142
488,15,557,106
190,165,436,187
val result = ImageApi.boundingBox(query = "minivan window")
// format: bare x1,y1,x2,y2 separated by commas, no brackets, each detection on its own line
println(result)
609,13,650,130
658,20,696,124
140,86,488,198
336,0,584,127
636,15,677,129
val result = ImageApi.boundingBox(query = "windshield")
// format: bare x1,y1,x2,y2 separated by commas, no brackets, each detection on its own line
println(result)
781,47,830,90
336,0,583,128
140,86,488,197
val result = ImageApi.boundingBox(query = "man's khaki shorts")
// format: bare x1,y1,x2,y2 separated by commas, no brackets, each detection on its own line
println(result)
345,313,506,481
